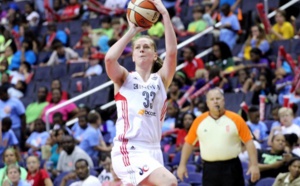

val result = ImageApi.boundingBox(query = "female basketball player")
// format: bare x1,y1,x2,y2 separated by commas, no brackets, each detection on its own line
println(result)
104,0,177,185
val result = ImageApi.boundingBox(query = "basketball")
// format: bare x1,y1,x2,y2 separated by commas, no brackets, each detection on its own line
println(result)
127,0,160,28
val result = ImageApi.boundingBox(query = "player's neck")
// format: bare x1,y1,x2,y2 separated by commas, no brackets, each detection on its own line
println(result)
136,69,152,82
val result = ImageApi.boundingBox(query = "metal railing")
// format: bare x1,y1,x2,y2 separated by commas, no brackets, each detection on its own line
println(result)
45,0,300,130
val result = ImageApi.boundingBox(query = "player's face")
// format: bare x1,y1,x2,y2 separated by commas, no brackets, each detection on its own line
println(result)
132,38,157,66
206,89,225,113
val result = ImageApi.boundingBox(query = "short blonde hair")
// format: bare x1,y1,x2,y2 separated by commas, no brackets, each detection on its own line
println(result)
278,107,293,117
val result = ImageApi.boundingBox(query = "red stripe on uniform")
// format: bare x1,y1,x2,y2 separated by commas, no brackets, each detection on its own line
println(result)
115,93,131,167
160,99,167,121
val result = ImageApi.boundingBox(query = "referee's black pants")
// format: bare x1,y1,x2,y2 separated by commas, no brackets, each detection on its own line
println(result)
202,157,245,186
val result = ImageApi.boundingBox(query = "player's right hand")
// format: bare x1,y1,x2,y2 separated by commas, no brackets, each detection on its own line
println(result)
177,165,188,181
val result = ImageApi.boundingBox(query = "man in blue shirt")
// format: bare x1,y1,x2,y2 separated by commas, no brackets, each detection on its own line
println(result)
219,3,240,49
0,85,26,148
79,111,111,157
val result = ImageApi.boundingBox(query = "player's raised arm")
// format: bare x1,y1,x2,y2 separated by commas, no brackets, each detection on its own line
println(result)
151,0,177,88
105,18,147,86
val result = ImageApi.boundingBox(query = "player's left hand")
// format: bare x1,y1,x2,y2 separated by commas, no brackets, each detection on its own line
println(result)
247,165,260,183
149,0,168,15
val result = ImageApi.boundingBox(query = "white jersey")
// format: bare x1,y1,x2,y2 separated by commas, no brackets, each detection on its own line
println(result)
114,72,167,144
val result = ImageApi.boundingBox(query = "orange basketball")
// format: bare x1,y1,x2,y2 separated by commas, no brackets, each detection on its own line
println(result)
127,0,160,28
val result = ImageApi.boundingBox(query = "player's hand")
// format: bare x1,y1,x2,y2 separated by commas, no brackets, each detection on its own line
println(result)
126,14,149,33
149,0,168,15
246,165,260,183
177,164,188,181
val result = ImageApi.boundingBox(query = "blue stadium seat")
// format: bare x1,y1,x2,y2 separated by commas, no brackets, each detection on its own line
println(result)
69,92,89,106
88,89,111,108
25,82,35,97
53,172,70,186
183,172,202,185
70,33,82,48
245,92,254,105
20,97,34,108
186,164,197,173
69,77,89,93
37,51,51,64
270,40,292,56
68,63,87,75
171,152,193,166
195,33,214,50
35,81,52,92
88,73,109,89
291,39,300,56
122,57,135,72
256,177,275,186
224,92,244,113
164,165,172,172
52,63,68,79
241,0,260,13
178,182,191,186
68,20,82,34
32,66,52,81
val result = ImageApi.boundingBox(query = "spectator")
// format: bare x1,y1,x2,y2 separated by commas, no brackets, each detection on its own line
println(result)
1,73,10,86
46,41,79,66
2,164,30,186
71,115,89,142
235,69,253,93
79,111,111,157
101,163,122,186
291,104,300,126
26,156,53,186
0,44,15,65
0,148,27,185
284,133,300,157
61,159,101,186
10,62,32,85
271,10,294,40
182,45,204,80
0,117,18,158
25,119,50,156
59,0,81,21
73,21,93,49
52,112,72,134
162,100,180,133
24,2,40,28
163,112,197,152
167,78,184,101
0,85,26,143
98,156,113,184
257,134,293,181
72,54,103,78
251,72,275,105
268,107,300,146
187,5,207,34
46,79,69,102
219,3,240,49
272,158,300,186
209,0,242,17
0,60,10,83
47,128,69,176
208,41,234,71
57,135,94,173
249,48,269,76
8,80,26,99
247,106,268,142
10,39,36,70
271,104,282,130
25,86,48,127
43,24,68,48
238,25,270,60
41,88,78,124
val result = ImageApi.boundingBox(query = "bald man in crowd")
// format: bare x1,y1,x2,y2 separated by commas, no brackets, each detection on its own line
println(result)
177,88,260,186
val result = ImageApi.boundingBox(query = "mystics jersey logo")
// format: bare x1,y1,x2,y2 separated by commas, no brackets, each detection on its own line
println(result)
138,165,149,175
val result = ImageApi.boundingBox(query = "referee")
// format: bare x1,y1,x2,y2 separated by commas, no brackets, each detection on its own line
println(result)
177,88,260,186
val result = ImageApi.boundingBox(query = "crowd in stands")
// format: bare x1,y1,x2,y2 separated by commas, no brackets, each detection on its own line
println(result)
0,0,300,185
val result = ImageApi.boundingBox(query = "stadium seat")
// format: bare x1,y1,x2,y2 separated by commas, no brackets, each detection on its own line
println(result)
53,172,70,186
88,73,109,89
270,40,292,56
20,97,34,108
35,81,52,92
68,63,86,76
69,77,89,93
291,39,300,56
52,63,68,79
224,92,244,113
122,57,135,72
69,33,82,48
171,152,193,166
68,20,82,34
241,0,260,13
186,164,197,173
164,165,172,172
256,177,275,186
69,92,89,106
25,83,36,97
195,33,214,50
178,183,191,186
88,89,111,108
32,66,52,81
183,172,202,185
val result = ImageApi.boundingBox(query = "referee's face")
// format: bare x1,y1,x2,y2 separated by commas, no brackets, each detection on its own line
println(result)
206,89,225,113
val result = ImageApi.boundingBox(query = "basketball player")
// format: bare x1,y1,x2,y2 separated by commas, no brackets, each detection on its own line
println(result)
104,0,177,185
